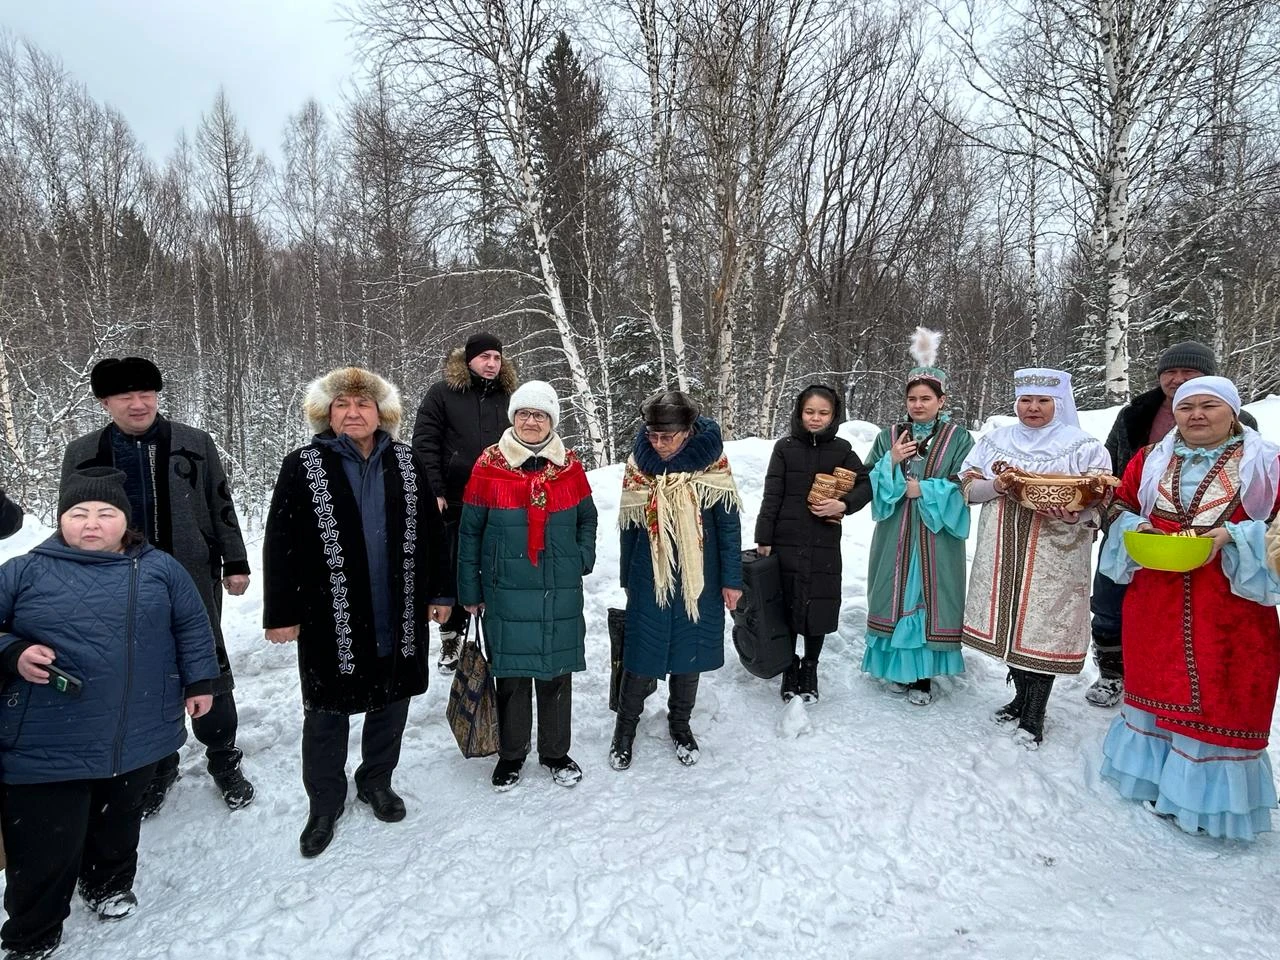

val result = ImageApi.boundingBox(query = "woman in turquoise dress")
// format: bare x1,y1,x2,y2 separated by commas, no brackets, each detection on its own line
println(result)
861,331,973,704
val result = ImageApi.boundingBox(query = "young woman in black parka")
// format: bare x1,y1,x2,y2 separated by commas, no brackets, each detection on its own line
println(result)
755,385,872,702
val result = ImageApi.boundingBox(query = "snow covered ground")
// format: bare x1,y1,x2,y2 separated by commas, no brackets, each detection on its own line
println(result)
5,399,1280,960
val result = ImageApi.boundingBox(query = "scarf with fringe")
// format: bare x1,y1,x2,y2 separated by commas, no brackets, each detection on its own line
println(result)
619,454,741,620
463,431,590,566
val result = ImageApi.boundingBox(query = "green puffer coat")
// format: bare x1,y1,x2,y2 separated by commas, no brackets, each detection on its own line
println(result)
457,444,598,680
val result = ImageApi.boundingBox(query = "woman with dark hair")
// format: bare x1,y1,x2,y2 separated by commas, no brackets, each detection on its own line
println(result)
0,467,220,959
611,392,743,770
755,384,871,702
860,330,973,705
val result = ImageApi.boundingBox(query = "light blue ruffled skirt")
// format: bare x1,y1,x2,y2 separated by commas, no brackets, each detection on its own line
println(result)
1100,706,1277,841
861,549,964,684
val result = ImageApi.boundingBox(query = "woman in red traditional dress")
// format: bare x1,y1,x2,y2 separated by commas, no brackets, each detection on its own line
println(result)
1099,376,1280,840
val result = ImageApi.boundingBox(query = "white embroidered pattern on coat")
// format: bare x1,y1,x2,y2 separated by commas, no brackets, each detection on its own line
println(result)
301,448,355,675
393,444,418,658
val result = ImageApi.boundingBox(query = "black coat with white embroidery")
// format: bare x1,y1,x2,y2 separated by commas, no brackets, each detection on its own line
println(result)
263,437,450,714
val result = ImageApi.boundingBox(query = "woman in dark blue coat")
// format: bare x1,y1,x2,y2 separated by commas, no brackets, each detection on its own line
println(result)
0,468,219,960
612,392,743,770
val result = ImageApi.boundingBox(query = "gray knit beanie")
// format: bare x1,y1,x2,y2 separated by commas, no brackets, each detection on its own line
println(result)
1156,341,1216,376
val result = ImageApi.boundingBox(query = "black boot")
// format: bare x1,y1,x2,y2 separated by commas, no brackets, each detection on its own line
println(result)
780,656,800,703
299,809,342,858
610,670,652,771
667,673,701,766
797,659,820,703
140,759,180,820
993,669,1027,724
212,765,256,810
1086,636,1124,707
1014,672,1055,748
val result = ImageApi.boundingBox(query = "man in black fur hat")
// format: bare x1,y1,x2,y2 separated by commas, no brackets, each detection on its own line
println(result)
60,357,255,815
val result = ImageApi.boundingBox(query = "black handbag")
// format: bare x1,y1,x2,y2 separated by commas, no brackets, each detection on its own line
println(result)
731,549,796,679
445,619,500,758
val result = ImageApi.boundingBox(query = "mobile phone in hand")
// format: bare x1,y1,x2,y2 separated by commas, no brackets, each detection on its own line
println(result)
42,663,83,698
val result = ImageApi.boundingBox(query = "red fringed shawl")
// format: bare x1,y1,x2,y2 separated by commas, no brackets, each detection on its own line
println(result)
463,446,593,565
1112,445,1280,749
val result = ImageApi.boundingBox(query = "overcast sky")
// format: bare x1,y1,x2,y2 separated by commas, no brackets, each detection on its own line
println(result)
1,0,356,163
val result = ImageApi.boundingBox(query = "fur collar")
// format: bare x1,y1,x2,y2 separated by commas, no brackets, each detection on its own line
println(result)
443,347,519,394
497,428,567,468
632,416,724,475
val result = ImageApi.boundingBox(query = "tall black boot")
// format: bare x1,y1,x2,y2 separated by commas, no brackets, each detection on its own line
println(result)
609,671,652,771
1014,672,1055,748
993,669,1026,724
667,673,701,766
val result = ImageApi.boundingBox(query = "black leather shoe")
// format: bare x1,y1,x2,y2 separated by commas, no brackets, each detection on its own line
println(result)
356,786,406,823
299,810,342,858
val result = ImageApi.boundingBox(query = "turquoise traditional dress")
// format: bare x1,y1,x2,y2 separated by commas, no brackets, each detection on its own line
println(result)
861,417,973,683
1098,428,1280,840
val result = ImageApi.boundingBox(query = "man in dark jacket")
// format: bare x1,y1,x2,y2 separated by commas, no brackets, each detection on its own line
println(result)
1087,341,1258,707
60,357,255,814
411,332,517,672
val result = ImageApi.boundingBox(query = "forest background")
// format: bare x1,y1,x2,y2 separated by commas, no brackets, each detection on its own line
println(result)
2,0,1279,518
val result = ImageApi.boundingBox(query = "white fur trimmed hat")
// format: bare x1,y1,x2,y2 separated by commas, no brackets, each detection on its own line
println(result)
303,367,403,438
508,380,560,430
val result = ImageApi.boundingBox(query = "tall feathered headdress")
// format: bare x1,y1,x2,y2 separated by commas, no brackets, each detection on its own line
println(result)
906,326,947,392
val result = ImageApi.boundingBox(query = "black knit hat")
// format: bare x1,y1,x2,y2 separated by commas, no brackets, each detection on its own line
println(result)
58,467,131,521
641,390,700,432
90,357,163,398
1156,341,1216,376
465,333,504,363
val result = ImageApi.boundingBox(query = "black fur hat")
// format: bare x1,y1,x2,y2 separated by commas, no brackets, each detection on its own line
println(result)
641,390,700,432
90,357,163,398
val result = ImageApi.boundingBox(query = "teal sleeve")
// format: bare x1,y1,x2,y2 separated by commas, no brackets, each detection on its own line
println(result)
1098,511,1146,584
870,455,905,523
457,504,488,606
1221,520,1280,606
915,478,970,538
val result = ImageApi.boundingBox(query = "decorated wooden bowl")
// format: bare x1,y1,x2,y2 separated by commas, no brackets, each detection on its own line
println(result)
1123,530,1213,572
992,462,1120,512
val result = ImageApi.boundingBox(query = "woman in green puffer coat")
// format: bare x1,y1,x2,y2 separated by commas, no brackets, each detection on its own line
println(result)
458,381,598,793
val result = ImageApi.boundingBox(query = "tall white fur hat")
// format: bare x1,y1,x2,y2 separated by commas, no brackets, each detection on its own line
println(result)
508,380,560,430
302,367,403,438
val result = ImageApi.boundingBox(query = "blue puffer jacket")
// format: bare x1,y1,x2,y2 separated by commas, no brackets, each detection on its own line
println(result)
0,537,220,784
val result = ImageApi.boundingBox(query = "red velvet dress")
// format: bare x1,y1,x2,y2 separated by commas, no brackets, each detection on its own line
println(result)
1112,444,1280,749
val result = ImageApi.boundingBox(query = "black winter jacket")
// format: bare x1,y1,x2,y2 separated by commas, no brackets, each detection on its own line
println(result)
411,348,518,505
754,389,872,637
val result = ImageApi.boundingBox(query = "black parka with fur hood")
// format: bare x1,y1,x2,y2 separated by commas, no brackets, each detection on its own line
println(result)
411,347,518,505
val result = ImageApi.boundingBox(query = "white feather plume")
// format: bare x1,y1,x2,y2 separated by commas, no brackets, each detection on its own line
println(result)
909,326,942,368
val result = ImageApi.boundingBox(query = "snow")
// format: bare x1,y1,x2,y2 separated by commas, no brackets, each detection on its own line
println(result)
5,400,1280,960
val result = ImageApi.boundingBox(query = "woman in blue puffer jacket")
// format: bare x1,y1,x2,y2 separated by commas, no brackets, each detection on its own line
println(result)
0,468,220,960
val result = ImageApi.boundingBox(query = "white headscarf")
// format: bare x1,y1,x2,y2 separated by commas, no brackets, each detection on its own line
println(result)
1137,376,1280,521
962,368,1112,477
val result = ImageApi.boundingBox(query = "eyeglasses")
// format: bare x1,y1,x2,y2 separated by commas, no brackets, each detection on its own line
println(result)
646,429,687,444
514,410,550,424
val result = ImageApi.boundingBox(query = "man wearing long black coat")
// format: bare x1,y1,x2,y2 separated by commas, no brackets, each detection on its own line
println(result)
60,357,254,815
411,332,517,672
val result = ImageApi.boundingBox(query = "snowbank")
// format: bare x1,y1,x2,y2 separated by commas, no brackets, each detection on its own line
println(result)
3,401,1278,960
